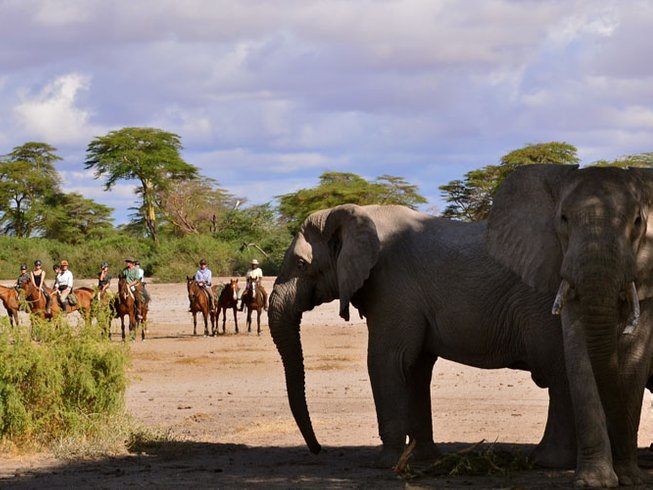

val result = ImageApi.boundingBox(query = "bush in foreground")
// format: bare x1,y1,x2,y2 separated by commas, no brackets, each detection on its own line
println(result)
0,317,129,452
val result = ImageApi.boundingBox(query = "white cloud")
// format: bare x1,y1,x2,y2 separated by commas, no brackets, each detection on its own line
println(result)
13,73,104,145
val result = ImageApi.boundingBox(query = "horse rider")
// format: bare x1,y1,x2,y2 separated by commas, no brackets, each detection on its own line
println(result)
53,260,73,308
121,258,144,320
98,262,112,299
239,258,268,311
15,264,30,300
193,258,215,311
134,260,150,304
30,259,52,314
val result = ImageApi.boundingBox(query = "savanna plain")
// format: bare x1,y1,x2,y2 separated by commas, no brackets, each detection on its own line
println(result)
1,278,653,489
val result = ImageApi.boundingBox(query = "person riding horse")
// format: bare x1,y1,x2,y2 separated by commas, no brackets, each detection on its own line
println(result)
121,258,146,321
192,258,215,312
98,261,112,299
239,259,268,311
30,259,52,314
53,260,73,308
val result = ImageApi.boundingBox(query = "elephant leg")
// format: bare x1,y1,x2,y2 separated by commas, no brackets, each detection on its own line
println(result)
367,331,420,467
608,328,652,486
408,352,439,462
530,378,576,468
561,312,618,488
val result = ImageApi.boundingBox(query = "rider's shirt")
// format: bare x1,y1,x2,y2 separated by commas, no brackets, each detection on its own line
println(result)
246,267,263,282
54,270,73,290
195,268,212,286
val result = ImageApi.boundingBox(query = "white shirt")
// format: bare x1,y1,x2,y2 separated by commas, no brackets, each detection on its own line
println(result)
246,267,263,282
55,270,73,289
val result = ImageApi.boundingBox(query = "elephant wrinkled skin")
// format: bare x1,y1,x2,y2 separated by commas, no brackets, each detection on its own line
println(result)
269,204,576,476
487,164,653,487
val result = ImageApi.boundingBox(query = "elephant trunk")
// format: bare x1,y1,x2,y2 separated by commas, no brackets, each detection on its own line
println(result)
268,287,322,454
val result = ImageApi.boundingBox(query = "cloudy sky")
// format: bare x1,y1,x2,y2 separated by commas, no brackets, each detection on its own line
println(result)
1,0,652,222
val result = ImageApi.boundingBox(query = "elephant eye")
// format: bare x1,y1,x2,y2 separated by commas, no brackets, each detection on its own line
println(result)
634,215,643,228
297,258,306,270
560,214,568,225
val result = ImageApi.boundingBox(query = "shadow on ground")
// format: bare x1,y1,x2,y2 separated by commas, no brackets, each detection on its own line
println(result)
3,442,653,489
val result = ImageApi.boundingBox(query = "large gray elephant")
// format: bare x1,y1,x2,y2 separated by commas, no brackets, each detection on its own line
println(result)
269,204,577,475
486,164,653,487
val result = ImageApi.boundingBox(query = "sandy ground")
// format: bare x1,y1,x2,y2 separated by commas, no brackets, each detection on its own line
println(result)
1,278,653,489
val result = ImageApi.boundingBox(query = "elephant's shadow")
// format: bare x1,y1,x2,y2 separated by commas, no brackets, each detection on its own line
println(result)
4,440,653,488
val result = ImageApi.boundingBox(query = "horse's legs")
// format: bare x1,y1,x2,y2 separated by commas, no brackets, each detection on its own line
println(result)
257,309,261,336
121,317,126,340
192,311,197,336
203,309,209,337
233,306,239,334
246,307,252,334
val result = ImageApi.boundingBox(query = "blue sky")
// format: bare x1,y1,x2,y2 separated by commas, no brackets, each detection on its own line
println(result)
1,0,652,223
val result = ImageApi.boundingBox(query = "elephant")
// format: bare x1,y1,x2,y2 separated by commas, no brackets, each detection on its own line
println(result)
269,204,578,478
486,164,653,487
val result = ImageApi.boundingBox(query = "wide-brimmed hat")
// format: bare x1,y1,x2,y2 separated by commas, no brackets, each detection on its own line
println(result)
60,260,69,266
125,257,136,263
251,259,259,265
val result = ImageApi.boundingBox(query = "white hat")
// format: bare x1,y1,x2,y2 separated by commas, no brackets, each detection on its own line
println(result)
251,259,259,265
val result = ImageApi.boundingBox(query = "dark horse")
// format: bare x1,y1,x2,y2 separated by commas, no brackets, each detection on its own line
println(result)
240,279,267,335
0,285,20,326
214,278,239,335
116,275,148,340
186,276,215,336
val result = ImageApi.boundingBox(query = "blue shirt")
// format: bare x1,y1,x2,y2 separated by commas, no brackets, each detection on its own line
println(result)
195,267,212,286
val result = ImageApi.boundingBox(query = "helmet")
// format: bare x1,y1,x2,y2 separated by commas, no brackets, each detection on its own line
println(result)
101,262,108,268
20,264,27,270
135,260,140,265
53,264,60,271
199,258,207,265
34,259,42,266
60,260,69,266
251,259,259,265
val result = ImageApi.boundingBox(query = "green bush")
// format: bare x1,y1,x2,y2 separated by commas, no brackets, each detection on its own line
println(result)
0,318,129,449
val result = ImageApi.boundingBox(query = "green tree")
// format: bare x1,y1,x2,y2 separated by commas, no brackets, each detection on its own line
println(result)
157,178,237,236
0,142,62,237
41,192,115,243
440,142,579,222
592,152,653,168
277,171,427,233
85,127,198,241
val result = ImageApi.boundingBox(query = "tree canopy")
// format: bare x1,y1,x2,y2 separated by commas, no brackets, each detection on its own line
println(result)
85,127,198,241
439,142,580,222
277,171,427,233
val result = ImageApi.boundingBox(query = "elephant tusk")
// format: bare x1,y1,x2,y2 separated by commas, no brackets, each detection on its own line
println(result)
623,281,640,335
551,279,571,315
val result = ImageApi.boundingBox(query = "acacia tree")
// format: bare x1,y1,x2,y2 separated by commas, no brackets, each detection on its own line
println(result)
440,142,580,222
0,142,62,237
277,171,427,233
85,127,198,241
41,192,115,243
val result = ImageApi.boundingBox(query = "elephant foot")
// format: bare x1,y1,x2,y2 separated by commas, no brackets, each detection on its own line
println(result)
372,445,404,468
530,442,575,469
614,460,643,486
412,441,441,463
574,462,618,488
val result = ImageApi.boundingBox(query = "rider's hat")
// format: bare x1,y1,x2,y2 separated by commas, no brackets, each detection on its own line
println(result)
125,257,136,263
34,259,42,266
200,258,207,265
60,260,69,266
251,259,259,265
20,264,27,270
101,261,109,268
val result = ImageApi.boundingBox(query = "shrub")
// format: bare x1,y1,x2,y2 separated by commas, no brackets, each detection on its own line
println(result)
0,317,129,449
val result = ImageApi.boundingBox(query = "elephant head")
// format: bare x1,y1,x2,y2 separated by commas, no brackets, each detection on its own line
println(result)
486,164,653,485
268,204,381,454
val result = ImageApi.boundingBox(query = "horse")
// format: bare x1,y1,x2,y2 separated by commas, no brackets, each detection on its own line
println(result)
214,278,239,335
21,281,94,324
240,279,267,335
0,285,20,326
116,275,148,340
186,276,215,336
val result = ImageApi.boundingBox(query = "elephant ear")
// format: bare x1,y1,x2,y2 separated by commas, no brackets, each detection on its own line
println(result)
323,204,380,321
486,164,579,292
628,167,653,299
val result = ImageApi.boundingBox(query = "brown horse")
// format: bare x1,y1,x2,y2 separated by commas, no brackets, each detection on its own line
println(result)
21,281,94,323
240,280,267,335
0,285,20,326
214,278,239,335
186,276,215,336
116,275,148,340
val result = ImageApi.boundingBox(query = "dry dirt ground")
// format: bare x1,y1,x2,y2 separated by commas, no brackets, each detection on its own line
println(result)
2,278,653,489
